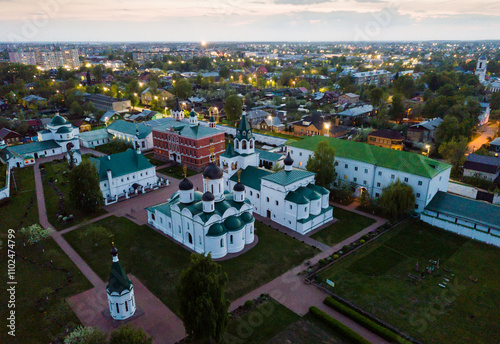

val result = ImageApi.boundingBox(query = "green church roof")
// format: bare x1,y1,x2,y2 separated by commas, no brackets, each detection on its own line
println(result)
106,248,133,295
221,143,238,158
235,113,253,141
241,212,254,223
207,223,226,237
287,136,451,179
50,115,69,126
261,169,315,186
285,191,309,204
89,149,154,180
56,126,72,133
224,215,244,231
229,166,272,191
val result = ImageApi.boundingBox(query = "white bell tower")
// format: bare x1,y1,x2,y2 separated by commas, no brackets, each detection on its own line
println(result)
475,55,487,83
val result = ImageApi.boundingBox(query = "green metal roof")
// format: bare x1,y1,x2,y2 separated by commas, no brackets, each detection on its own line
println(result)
230,166,272,191
80,129,110,141
261,169,315,186
287,136,451,179
207,223,226,237
50,115,69,126
256,149,283,162
424,191,500,230
241,212,254,223
224,215,245,231
89,149,154,180
306,183,329,195
3,140,60,158
154,118,222,140
221,143,238,158
107,120,152,139
297,206,333,223
56,126,72,133
285,191,309,204
107,260,133,295
235,113,253,141
295,186,322,200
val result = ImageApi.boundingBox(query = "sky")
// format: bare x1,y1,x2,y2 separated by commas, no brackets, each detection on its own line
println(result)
1,0,500,42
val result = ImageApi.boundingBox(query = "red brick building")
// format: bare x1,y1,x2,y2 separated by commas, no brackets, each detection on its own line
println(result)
152,114,225,171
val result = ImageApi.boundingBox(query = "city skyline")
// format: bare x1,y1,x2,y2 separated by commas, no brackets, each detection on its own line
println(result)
1,0,499,42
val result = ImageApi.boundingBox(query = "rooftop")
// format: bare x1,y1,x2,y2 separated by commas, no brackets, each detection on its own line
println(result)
261,169,315,186
89,149,154,180
229,166,272,191
287,136,451,179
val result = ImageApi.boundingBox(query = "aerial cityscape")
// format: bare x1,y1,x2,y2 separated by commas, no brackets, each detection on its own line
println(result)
1,1,500,344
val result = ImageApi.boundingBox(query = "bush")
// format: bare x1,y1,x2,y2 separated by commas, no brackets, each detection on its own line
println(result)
333,254,339,259
309,306,371,344
319,259,326,266
323,297,413,344
360,239,365,244
244,300,254,309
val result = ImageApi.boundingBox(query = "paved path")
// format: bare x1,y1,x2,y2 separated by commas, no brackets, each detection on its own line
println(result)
468,121,499,153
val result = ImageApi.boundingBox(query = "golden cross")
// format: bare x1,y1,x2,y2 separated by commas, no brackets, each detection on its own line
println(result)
237,169,242,183
182,164,187,178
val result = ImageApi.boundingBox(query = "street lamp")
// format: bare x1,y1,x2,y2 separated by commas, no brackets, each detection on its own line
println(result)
425,144,430,156
268,115,273,133
324,122,330,137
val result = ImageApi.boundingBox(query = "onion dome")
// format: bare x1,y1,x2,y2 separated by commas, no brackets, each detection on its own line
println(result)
207,223,226,237
111,245,118,256
189,110,197,117
241,212,254,223
233,182,245,192
202,191,215,201
179,178,194,191
224,215,244,231
56,126,72,133
284,152,293,166
50,115,69,126
203,162,223,180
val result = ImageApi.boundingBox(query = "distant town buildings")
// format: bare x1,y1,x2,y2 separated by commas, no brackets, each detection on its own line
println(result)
352,70,391,86
84,94,131,112
367,129,404,150
9,49,80,69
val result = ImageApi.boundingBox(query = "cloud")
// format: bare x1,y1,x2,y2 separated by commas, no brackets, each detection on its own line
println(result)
274,0,332,4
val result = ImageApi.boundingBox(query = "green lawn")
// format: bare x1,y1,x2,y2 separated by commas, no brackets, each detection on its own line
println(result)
93,141,132,155
318,219,500,344
0,237,92,344
0,163,6,189
41,159,106,230
63,216,318,315
224,298,299,343
310,208,376,246
1,167,39,231
143,153,166,167
157,165,199,180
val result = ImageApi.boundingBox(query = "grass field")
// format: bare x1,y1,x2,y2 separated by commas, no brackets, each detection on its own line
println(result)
0,163,6,189
41,159,106,230
1,167,39,231
224,298,299,343
143,152,166,167
310,208,376,246
0,237,92,344
63,216,318,315
93,141,133,155
318,219,500,344
157,165,199,180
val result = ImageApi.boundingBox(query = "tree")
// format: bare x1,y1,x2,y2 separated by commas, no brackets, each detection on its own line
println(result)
177,253,230,343
369,87,384,110
173,78,192,99
69,160,103,214
388,93,405,121
109,325,152,344
306,140,336,188
219,66,230,79
70,101,84,116
223,95,242,123
490,91,500,111
378,180,415,218
438,136,468,174
64,326,107,344
20,224,52,245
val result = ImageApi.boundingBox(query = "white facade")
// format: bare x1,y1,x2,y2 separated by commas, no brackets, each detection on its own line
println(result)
100,165,157,200
287,145,451,212
475,56,487,83
107,247,137,320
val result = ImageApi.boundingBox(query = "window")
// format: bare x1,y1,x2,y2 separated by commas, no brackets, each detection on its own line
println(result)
376,182,381,187
404,177,408,182
414,204,419,209
257,193,260,199
345,164,349,169
391,174,395,179
353,177,357,182
151,214,155,220
335,161,338,166
276,201,279,206
418,180,423,186
305,207,308,212
116,303,119,313
121,178,123,182
179,226,181,233
267,197,270,202
416,193,420,198
250,191,253,196
375,193,380,197
354,167,358,171
199,236,202,244
378,171,382,176
299,161,302,166
299,152,302,156
290,205,293,209
230,235,233,244
125,301,129,312
364,169,368,174
220,239,224,247
363,180,367,185
104,183,107,187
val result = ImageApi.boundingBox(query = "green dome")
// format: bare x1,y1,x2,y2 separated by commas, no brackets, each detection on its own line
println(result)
189,110,197,117
207,223,226,237
241,212,254,223
224,215,244,231
209,115,215,122
307,191,322,201
56,126,72,133
50,115,69,126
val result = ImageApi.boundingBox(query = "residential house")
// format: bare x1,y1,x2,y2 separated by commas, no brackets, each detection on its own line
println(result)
338,93,360,104
367,129,404,150
337,105,373,125
84,94,131,112
257,116,284,131
0,128,22,145
489,137,500,154
246,109,272,127
100,111,122,126
72,119,91,132
463,154,500,182
293,113,327,136
22,95,47,107
352,70,391,86
407,118,443,143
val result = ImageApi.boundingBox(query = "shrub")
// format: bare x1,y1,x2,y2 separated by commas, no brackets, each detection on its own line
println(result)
333,254,339,259
309,306,371,344
244,300,254,309
360,239,365,244
323,297,413,344
319,259,326,266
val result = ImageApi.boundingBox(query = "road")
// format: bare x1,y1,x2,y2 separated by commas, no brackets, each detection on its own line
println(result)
468,121,499,153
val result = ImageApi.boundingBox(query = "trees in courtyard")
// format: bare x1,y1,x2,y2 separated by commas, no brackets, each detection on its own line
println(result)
64,325,152,344
378,180,415,218
68,160,103,214
306,139,337,189
224,94,243,123
177,253,230,343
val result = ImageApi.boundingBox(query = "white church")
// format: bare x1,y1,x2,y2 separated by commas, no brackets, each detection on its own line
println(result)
220,113,333,235
146,160,256,259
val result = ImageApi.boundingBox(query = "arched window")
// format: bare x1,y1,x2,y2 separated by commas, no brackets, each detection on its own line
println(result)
116,304,120,313
235,140,239,149
230,235,233,244
242,141,247,149
220,239,224,247
250,140,254,149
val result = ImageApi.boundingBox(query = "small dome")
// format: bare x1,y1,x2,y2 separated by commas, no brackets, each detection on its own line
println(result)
110,246,118,256
241,212,254,223
50,115,69,126
56,126,72,133
209,115,215,122
202,191,215,201
284,152,293,166
179,178,194,191
224,215,244,231
203,162,223,180
189,110,197,117
233,182,245,192
207,223,226,237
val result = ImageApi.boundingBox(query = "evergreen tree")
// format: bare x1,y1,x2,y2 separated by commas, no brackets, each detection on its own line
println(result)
177,253,230,343
306,140,336,188
69,160,103,214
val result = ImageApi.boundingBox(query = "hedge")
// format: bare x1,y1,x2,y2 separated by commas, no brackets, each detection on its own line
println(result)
309,306,372,344
323,297,413,344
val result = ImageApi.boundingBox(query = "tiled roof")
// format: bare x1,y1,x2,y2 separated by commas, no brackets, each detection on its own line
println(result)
287,136,450,179
89,149,154,180
230,166,272,191
261,169,315,186
425,191,500,229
